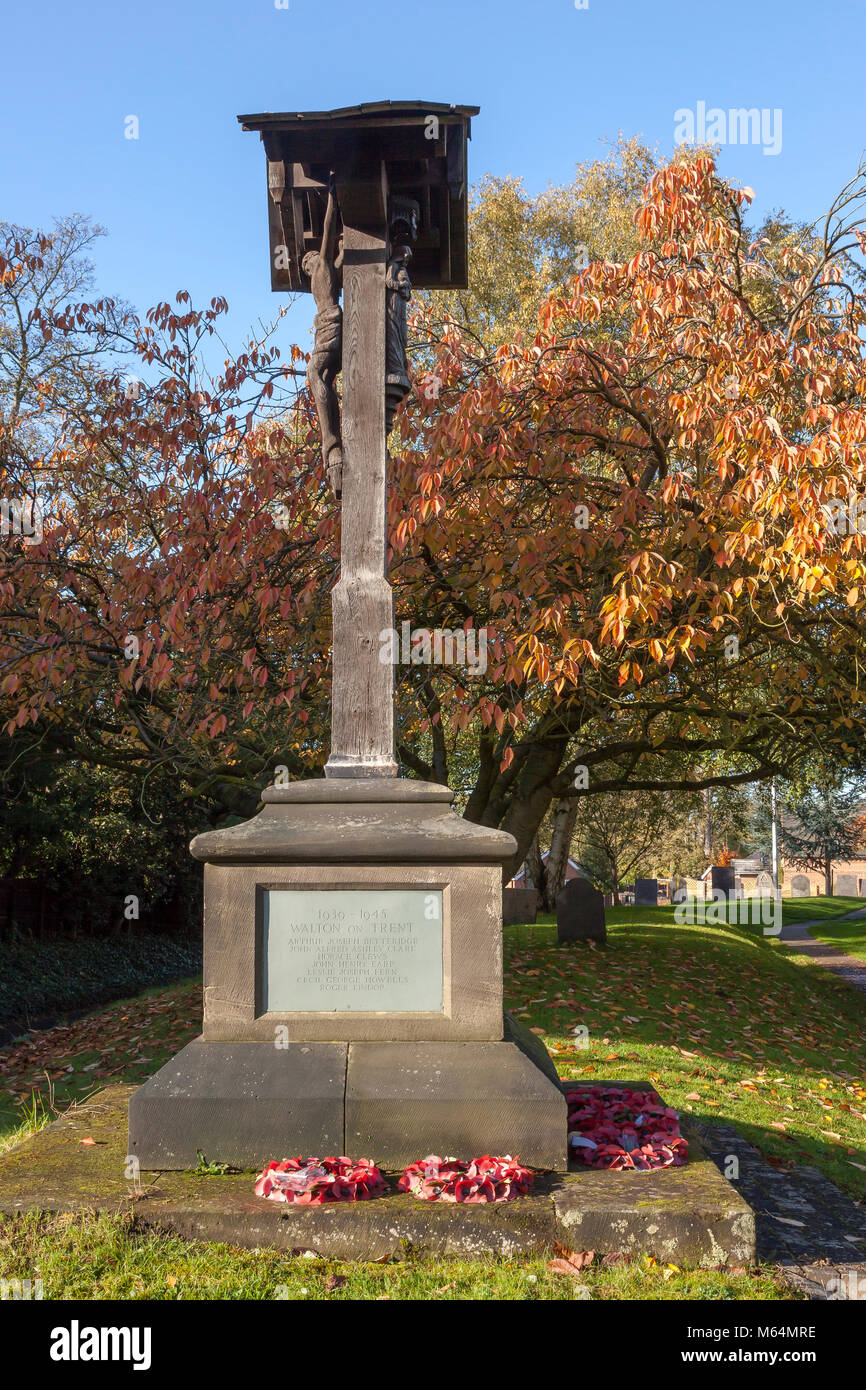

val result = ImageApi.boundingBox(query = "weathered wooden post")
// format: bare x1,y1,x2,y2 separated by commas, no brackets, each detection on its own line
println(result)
128,102,566,1172
325,169,396,777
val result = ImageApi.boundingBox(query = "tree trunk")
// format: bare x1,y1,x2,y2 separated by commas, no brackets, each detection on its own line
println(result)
825,852,832,897
524,833,545,909
543,796,579,911
703,786,713,861
489,728,574,878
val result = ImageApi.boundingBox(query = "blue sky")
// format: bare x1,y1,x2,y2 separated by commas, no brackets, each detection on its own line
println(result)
2,0,863,354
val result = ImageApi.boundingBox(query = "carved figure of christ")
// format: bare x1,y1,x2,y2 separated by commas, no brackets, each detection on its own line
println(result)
303,181,344,499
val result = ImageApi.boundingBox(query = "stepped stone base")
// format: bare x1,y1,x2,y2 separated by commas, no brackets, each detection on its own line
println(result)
127,1014,567,1171
0,1086,756,1267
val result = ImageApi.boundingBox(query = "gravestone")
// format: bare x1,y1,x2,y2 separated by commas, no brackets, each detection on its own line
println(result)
669,876,687,904
556,877,606,944
502,887,538,926
634,877,658,906
710,865,735,899
790,874,811,897
755,870,776,898
128,101,566,1174
834,872,857,896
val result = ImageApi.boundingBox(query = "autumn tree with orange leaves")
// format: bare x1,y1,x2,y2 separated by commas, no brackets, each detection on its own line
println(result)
386,155,866,866
3,155,866,874
0,218,333,819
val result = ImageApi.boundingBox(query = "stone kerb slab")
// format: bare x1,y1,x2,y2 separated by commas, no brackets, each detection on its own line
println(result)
2,1085,757,1268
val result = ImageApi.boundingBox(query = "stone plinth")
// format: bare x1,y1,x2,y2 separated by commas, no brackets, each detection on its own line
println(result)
128,779,567,1169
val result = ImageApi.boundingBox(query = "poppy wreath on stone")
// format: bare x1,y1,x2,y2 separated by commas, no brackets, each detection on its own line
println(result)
566,1086,688,1171
254,1156,387,1203
398,1154,534,1203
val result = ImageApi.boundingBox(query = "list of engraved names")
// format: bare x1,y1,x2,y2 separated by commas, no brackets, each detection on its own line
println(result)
263,889,444,1012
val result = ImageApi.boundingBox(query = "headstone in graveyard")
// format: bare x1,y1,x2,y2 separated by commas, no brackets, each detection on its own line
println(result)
710,865,735,900
834,872,857,896
556,876,607,944
755,870,775,896
790,873,811,897
634,877,658,906
502,887,538,926
127,102,566,1174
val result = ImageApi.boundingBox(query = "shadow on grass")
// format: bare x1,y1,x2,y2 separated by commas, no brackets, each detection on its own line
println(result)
502,913,866,1198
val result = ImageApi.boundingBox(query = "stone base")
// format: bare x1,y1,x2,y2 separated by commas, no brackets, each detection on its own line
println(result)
128,1015,567,1171
346,1016,565,1169
127,1041,347,1170
0,1086,756,1267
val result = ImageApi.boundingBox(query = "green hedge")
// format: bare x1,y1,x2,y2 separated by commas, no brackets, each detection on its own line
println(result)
0,933,202,1038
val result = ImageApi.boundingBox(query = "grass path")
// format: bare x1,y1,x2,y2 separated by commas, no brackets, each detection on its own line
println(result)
804,917,866,961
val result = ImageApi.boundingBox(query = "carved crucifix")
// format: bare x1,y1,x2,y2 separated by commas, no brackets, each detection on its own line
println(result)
310,178,418,779
303,176,344,498
305,186,418,485
239,103,477,780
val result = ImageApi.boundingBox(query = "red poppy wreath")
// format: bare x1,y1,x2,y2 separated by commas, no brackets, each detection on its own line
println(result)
398,1154,534,1202
254,1156,386,1203
566,1086,688,1171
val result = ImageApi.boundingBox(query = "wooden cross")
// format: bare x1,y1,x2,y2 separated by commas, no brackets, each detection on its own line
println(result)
323,169,398,778
238,102,478,781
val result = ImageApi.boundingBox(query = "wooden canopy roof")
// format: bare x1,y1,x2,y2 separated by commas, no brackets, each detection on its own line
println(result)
238,101,479,292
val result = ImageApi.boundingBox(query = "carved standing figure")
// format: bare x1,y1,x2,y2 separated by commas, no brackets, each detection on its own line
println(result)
303,178,344,497
385,244,413,433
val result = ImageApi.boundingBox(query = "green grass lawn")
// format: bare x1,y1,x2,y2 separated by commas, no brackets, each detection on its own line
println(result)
507,907,866,1202
663,893,862,927
780,896,866,925
0,1210,791,1301
807,920,866,960
2,904,865,1300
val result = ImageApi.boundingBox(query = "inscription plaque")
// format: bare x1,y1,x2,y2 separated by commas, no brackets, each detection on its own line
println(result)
262,888,444,1013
